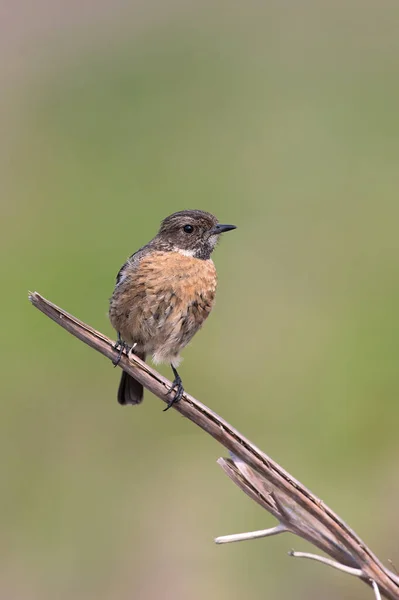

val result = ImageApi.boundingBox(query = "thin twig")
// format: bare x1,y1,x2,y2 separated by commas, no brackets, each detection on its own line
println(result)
29,292,399,600
215,524,287,545
373,580,383,600
289,550,363,577
388,560,399,576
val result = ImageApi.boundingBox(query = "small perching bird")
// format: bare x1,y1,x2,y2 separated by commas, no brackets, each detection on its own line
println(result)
109,209,236,410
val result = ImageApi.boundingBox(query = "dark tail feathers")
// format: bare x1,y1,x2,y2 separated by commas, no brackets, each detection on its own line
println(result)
117,351,146,405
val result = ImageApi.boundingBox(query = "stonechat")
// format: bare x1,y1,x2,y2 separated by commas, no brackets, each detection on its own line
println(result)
109,209,236,410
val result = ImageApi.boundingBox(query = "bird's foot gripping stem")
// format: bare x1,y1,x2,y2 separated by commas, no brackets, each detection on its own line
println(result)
164,366,185,411
112,333,130,367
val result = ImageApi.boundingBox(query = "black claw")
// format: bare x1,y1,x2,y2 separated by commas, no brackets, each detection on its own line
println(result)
112,333,130,367
164,366,185,411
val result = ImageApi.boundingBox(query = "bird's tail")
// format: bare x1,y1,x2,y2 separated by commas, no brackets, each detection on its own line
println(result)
117,351,146,405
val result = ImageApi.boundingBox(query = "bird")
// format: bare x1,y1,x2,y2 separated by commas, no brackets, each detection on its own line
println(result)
108,209,236,410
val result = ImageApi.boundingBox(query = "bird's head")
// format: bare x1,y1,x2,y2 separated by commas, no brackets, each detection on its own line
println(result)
156,209,236,259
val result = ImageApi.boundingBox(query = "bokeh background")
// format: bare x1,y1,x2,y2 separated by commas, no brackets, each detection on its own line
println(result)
2,1,399,598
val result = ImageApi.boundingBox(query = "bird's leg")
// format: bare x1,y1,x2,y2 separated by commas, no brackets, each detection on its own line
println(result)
164,365,185,411
112,332,130,367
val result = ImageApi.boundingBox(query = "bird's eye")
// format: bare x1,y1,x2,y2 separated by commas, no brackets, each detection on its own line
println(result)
183,224,194,234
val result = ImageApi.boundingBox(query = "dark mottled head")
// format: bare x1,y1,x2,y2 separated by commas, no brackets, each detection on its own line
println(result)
154,209,236,259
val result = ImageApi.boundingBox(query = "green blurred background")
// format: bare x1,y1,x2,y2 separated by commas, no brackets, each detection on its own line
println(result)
2,1,399,598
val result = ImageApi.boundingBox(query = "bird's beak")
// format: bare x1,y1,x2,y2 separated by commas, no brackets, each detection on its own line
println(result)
210,223,237,234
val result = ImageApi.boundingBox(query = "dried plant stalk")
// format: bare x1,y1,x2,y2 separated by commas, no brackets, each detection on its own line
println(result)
29,292,399,600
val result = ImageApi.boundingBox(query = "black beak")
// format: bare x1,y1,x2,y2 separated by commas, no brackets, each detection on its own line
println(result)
211,223,237,235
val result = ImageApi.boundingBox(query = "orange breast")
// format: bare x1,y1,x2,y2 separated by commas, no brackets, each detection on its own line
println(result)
109,251,217,362
138,251,217,299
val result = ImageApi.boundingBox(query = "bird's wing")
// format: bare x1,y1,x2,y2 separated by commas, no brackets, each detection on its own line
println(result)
115,243,153,286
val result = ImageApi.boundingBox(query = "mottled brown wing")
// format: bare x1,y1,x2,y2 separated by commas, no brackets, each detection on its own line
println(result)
109,243,154,341
115,243,153,286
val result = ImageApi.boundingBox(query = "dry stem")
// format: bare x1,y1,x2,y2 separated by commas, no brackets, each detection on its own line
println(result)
29,292,399,600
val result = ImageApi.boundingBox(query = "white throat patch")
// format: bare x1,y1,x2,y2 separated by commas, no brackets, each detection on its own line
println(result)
173,247,196,257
